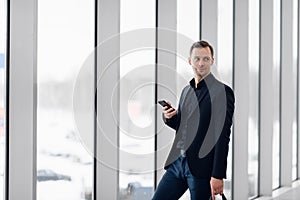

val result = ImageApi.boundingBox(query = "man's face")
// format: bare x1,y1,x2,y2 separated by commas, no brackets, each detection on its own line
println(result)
188,47,214,79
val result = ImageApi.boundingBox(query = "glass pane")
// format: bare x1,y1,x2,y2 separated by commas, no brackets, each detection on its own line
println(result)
177,0,200,89
37,1,95,200
0,0,6,199
273,0,281,189
119,0,155,199
176,1,199,199
218,0,233,87
218,0,233,199
292,0,298,181
248,0,259,198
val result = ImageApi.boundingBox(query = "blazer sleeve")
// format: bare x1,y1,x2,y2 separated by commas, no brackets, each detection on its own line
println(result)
162,87,186,131
162,112,179,130
212,85,235,179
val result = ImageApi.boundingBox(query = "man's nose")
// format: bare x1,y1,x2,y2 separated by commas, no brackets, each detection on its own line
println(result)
199,59,205,66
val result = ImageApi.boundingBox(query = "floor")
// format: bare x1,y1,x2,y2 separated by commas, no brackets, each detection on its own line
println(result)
273,187,300,200
257,181,300,200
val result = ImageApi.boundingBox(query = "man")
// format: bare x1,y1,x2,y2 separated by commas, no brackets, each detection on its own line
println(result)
152,40,235,200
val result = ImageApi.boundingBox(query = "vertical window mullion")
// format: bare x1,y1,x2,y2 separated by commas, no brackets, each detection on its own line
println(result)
96,0,120,199
260,0,274,196
280,0,293,187
8,0,37,199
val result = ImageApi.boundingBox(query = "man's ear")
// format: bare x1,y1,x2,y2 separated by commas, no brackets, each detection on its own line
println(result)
188,57,191,65
211,57,214,65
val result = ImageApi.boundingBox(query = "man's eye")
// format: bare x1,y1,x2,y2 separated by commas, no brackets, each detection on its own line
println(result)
203,57,210,62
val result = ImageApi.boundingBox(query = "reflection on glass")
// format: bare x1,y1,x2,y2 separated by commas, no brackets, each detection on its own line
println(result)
273,0,280,189
248,0,259,197
292,0,298,181
119,1,155,199
176,1,199,199
0,0,6,199
218,0,233,199
37,1,94,200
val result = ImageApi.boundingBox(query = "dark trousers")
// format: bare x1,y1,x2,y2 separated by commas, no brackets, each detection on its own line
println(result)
152,156,211,200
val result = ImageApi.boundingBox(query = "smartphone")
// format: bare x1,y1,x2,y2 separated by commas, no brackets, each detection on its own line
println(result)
158,100,174,111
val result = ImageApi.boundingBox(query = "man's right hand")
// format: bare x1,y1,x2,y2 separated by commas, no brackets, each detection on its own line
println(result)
162,101,177,119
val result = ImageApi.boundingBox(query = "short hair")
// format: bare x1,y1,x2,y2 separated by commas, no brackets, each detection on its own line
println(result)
189,40,214,58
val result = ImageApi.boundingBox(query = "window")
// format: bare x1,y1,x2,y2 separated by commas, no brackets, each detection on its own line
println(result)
37,1,95,199
177,0,199,87
0,0,6,199
218,0,233,198
248,0,259,197
273,0,281,189
218,0,233,87
292,0,298,181
119,0,155,199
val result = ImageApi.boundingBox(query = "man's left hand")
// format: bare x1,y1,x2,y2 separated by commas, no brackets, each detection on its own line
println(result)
210,177,223,200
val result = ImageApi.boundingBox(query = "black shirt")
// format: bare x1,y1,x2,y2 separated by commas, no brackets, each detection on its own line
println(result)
176,75,209,155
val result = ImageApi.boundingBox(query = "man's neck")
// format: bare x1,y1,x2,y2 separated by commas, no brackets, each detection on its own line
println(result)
194,73,210,88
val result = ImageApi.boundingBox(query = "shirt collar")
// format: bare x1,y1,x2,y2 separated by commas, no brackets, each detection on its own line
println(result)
189,73,212,89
